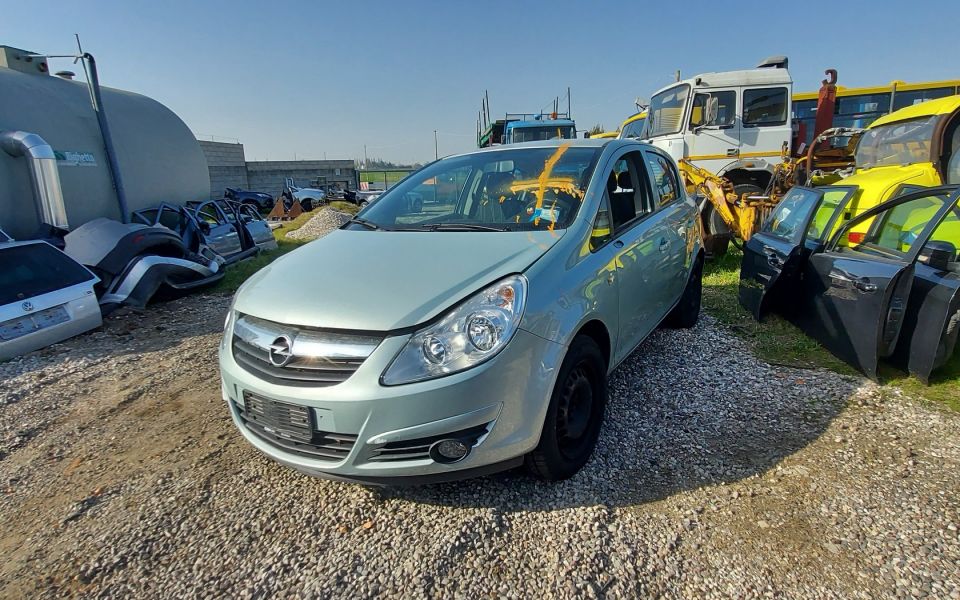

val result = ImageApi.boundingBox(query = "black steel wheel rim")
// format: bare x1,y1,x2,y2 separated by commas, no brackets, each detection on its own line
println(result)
556,364,596,459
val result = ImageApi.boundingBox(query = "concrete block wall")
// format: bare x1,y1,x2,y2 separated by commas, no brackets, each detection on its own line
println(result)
198,140,248,198
245,160,357,196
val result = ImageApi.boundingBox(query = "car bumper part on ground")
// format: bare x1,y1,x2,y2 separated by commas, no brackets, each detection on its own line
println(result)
219,326,565,483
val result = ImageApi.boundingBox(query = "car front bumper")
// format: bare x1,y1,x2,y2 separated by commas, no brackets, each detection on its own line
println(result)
218,326,565,484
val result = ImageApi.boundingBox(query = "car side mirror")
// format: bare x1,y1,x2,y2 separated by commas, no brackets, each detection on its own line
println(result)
918,240,956,271
198,221,212,236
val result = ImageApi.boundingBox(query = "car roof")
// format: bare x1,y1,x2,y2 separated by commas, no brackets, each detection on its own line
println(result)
869,94,960,128
447,138,651,161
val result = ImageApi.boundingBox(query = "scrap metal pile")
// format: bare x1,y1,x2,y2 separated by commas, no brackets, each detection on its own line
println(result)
1,196,281,361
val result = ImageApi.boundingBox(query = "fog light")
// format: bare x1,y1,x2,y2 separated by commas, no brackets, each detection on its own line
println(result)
431,439,470,463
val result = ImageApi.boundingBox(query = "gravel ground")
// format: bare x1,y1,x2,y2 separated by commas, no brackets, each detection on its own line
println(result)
0,294,958,599
284,208,352,241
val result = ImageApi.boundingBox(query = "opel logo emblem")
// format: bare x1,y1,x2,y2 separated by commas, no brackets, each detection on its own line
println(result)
21,301,34,312
268,335,294,367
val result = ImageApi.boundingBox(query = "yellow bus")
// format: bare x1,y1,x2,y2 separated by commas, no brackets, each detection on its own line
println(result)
792,79,960,146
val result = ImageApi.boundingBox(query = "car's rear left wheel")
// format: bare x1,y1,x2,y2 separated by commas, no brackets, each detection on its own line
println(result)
665,254,703,329
526,335,607,481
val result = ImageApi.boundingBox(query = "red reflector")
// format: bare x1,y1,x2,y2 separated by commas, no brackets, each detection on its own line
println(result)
132,234,145,244
848,232,865,244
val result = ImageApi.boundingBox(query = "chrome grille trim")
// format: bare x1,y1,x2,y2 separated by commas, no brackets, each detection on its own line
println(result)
231,314,381,387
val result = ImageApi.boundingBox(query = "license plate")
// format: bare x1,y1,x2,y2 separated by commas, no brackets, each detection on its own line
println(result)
242,392,314,442
0,305,69,341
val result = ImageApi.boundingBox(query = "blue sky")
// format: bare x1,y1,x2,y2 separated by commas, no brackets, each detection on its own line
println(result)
3,0,956,164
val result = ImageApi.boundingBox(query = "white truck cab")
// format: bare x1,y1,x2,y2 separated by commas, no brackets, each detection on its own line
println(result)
644,57,793,194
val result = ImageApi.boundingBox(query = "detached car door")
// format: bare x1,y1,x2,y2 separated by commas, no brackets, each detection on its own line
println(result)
740,186,857,320
888,187,960,383
797,187,960,380
194,200,243,257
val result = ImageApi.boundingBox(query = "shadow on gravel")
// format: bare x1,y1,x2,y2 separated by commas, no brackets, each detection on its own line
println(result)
382,320,860,511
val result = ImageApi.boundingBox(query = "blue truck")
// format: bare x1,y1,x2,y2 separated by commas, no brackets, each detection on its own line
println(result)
477,91,577,147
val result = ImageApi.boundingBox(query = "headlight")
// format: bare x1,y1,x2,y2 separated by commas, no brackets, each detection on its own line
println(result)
382,274,527,385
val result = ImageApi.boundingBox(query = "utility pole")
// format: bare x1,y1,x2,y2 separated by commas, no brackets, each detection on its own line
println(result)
434,130,439,160
363,144,368,169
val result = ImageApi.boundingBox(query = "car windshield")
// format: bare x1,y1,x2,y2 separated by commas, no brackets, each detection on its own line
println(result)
647,84,689,138
510,125,576,143
854,116,938,169
352,145,601,231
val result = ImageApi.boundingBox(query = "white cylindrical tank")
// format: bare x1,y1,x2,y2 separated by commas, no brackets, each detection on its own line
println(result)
0,46,210,239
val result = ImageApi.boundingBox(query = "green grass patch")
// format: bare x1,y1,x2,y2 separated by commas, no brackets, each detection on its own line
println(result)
702,249,854,373
212,211,318,293
328,200,360,215
703,248,960,410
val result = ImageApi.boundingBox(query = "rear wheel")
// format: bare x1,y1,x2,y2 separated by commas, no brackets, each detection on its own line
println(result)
665,254,703,329
526,335,607,481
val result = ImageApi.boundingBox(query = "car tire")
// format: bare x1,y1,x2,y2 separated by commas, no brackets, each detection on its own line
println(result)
360,200,369,208
665,254,703,329
526,335,607,481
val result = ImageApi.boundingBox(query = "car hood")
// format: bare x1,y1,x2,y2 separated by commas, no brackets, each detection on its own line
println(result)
234,229,564,331
837,163,940,212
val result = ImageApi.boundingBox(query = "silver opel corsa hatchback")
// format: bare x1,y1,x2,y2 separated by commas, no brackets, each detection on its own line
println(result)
219,139,703,483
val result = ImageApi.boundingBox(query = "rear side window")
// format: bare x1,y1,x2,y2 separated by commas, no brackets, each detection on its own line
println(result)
643,152,682,207
743,88,788,126
0,243,95,305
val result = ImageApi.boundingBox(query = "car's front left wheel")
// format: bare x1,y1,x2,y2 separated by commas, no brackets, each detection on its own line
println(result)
526,335,607,481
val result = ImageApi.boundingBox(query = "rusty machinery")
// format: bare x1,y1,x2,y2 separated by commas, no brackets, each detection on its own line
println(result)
680,69,864,247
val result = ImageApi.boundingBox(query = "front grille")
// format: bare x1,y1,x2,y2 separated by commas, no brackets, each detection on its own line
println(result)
237,392,357,461
368,424,490,463
230,314,380,387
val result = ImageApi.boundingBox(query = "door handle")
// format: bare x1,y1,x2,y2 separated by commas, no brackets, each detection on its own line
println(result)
829,269,878,293
613,240,624,249
659,238,670,252
726,148,739,157
607,272,616,285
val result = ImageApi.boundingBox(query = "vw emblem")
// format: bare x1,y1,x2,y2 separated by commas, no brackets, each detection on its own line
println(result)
21,301,34,312
268,335,294,367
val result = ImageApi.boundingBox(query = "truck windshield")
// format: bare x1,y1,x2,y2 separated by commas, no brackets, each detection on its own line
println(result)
351,145,600,232
647,84,690,138
855,116,938,169
510,125,576,143
620,116,647,139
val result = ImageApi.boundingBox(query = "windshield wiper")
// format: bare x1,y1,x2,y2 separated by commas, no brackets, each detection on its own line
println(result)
346,217,384,231
416,223,512,232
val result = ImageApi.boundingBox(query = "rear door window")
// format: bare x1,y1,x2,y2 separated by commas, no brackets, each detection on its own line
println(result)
0,243,95,305
642,151,683,207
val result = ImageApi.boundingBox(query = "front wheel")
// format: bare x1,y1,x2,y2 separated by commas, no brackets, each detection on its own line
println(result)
526,335,607,481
